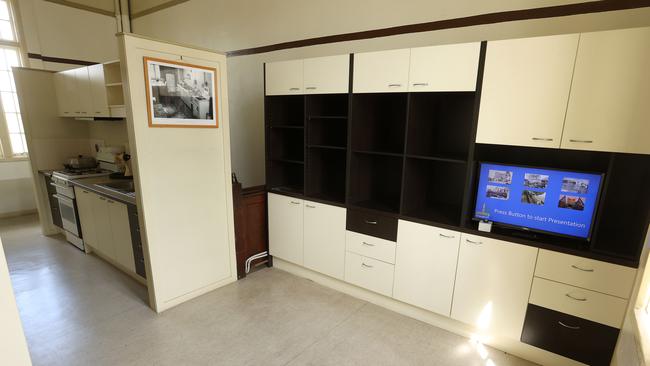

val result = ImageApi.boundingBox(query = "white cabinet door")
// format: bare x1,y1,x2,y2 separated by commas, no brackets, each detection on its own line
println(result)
74,187,97,248
451,234,538,339
268,193,303,265
303,200,346,279
408,43,480,92
393,221,460,316
73,67,92,116
562,27,650,154
265,59,304,95
107,199,135,272
53,72,72,117
90,193,116,259
476,34,579,148
353,49,410,93
60,70,80,116
303,55,349,94
345,252,395,297
87,64,110,117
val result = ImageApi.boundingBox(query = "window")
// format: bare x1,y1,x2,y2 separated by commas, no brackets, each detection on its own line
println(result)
0,0,25,158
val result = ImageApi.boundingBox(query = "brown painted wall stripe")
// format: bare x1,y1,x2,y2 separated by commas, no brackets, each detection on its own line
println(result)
27,53,98,66
131,0,191,19
226,0,650,57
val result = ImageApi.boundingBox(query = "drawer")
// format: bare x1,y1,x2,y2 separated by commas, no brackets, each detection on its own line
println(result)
529,277,627,329
535,249,637,298
345,252,395,297
521,304,619,366
346,208,398,241
346,231,396,264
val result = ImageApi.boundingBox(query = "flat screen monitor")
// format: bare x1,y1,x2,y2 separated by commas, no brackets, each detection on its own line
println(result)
473,162,604,240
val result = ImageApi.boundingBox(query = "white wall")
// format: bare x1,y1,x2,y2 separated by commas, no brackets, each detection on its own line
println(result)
132,1,650,187
0,237,31,366
0,160,35,217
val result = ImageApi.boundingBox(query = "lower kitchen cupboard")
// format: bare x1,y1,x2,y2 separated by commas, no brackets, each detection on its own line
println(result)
345,252,395,297
392,220,460,316
108,198,136,273
451,233,538,339
75,188,97,247
303,200,346,279
268,193,304,265
91,194,116,259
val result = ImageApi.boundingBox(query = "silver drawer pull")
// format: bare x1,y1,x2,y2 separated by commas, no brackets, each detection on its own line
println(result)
439,233,455,239
387,83,402,87
305,86,317,90
571,264,594,272
305,204,315,208
361,262,373,269
412,82,429,86
569,139,593,143
290,201,301,205
364,220,377,225
466,239,482,245
289,87,300,91
565,293,587,302
362,241,375,247
558,321,580,330
532,137,553,141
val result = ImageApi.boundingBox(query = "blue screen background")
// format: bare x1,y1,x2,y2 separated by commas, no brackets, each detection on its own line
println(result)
473,163,602,239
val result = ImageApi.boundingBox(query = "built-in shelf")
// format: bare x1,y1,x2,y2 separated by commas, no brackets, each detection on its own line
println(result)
270,125,304,129
353,150,403,158
405,154,467,164
348,152,403,214
272,158,304,165
351,93,408,154
308,115,347,120
308,145,346,151
306,148,346,204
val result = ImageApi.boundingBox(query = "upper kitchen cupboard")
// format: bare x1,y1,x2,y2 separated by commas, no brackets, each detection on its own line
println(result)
408,43,480,92
476,34,579,148
561,27,650,154
353,49,411,93
265,56,350,95
265,59,304,95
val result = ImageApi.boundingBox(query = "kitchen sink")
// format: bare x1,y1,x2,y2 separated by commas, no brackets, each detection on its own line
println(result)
96,181,136,195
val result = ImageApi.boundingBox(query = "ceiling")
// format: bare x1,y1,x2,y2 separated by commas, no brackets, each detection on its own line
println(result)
45,0,190,18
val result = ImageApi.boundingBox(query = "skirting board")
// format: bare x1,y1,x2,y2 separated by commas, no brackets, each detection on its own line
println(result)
0,209,37,219
273,258,583,366
155,274,237,313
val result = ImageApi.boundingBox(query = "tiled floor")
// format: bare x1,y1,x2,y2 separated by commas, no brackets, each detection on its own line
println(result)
1,215,537,366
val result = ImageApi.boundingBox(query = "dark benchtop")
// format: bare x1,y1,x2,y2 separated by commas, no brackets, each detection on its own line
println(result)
70,177,136,206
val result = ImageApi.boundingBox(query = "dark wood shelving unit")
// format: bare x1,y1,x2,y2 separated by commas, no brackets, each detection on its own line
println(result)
306,148,347,204
350,93,408,154
348,152,403,213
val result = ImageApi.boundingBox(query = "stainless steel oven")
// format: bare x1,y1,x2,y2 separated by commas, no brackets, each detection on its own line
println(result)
50,174,84,250
53,193,79,237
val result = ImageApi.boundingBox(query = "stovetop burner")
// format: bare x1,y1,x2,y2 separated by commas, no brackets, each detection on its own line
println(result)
53,167,113,180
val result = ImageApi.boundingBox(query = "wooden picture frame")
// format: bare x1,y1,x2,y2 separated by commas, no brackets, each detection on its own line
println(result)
143,57,219,128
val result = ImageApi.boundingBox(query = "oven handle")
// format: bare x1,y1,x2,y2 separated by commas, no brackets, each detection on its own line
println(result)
53,194,73,204
50,182,69,190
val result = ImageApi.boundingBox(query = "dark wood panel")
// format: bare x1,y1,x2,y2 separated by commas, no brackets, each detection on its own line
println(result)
521,304,620,366
227,1,650,57
233,181,269,279
346,207,398,241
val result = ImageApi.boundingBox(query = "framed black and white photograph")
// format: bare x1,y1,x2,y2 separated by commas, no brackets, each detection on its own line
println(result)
143,57,218,128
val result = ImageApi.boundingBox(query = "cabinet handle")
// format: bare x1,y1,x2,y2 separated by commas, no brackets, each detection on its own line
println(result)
439,233,455,239
571,264,594,272
531,137,553,141
362,241,375,247
305,204,316,208
387,83,402,88
361,262,374,269
364,220,377,225
569,139,593,143
465,239,482,245
289,87,300,91
558,321,580,330
305,86,317,90
565,293,587,302
412,82,429,87
290,201,301,205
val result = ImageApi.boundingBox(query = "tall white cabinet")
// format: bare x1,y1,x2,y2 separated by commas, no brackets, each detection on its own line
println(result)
562,27,650,154
476,34,579,148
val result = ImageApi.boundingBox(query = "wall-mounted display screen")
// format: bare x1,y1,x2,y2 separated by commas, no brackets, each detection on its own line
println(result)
473,163,603,239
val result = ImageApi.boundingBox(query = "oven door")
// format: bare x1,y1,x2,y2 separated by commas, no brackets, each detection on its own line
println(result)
54,194,79,236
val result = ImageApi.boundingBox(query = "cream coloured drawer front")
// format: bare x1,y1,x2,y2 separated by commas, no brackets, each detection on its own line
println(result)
345,252,395,297
535,249,636,299
530,277,628,329
346,231,396,264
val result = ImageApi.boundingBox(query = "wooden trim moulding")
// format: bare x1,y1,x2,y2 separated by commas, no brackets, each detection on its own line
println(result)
44,0,114,17
27,53,98,66
226,0,650,57
130,0,191,19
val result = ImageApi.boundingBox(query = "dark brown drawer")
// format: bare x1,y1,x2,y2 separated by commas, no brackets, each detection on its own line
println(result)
521,304,619,366
346,208,398,241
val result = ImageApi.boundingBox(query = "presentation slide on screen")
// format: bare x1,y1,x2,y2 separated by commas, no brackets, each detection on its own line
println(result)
474,163,602,239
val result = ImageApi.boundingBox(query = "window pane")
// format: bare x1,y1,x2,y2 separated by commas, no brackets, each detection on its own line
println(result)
0,70,11,91
1,91,14,112
0,2,9,21
0,20,13,41
9,132,26,154
4,48,18,68
5,111,18,132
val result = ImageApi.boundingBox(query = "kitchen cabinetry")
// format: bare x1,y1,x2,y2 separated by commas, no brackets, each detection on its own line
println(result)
303,200,346,279
408,43,480,92
562,27,650,154
108,198,135,273
54,70,78,117
74,67,92,116
87,63,110,117
393,221,460,316
75,188,98,247
268,193,304,265
353,49,410,93
303,55,349,94
265,59,304,95
451,233,538,339
90,194,116,259
476,34,579,148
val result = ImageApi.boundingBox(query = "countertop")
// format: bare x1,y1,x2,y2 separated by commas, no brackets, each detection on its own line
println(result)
38,170,54,177
70,177,137,206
